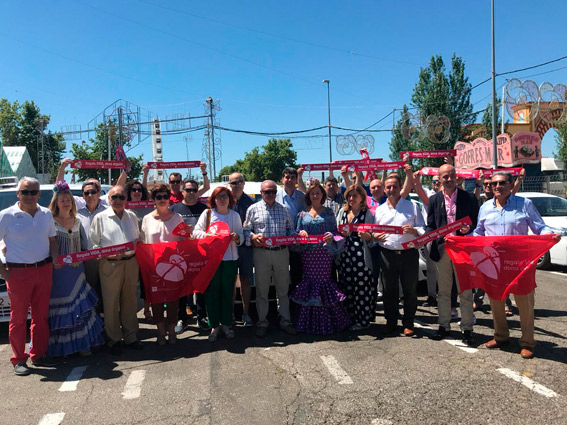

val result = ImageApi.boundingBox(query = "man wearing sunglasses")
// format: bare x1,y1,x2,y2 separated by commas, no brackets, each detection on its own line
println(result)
170,179,210,333
228,172,256,327
89,186,143,355
168,163,210,204
473,172,560,359
0,177,60,375
243,180,296,338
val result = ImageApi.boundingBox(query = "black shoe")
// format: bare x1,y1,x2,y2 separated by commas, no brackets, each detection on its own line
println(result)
31,356,59,367
198,317,211,331
125,341,144,351
109,342,122,356
382,323,398,335
422,296,438,307
462,330,475,346
14,363,31,376
432,327,449,340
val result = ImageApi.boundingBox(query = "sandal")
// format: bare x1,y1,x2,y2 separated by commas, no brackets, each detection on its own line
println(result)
505,307,513,317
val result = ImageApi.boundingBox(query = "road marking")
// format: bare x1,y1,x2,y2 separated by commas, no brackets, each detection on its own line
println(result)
371,419,393,425
497,368,558,398
59,366,88,392
38,413,65,425
122,370,146,399
414,320,478,354
550,271,566,276
320,355,353,385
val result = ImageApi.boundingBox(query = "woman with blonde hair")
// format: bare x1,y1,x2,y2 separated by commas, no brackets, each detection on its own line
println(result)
336,184,375,330
47,181,105,357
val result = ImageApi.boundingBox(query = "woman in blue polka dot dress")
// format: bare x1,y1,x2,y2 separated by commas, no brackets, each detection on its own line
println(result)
336,184,375,330
290,182,350,334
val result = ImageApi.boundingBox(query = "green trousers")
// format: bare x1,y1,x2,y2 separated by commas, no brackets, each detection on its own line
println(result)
205,260,238,328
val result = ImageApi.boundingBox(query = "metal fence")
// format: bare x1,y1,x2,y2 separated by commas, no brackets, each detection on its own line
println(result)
517,174,567,198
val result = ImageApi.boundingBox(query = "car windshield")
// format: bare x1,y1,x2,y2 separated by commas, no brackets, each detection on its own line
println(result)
527,196,567,217
0,189,84,210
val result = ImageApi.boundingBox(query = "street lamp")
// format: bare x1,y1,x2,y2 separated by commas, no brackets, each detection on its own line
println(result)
322,79,332,173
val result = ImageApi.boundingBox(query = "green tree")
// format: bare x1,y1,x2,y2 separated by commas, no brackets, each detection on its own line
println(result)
554,121,567,164
481,98,504,138
219,138,298,182
69,122,143,184
0,99,65,180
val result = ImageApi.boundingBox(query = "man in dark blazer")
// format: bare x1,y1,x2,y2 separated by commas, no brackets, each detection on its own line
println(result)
426,164,479,345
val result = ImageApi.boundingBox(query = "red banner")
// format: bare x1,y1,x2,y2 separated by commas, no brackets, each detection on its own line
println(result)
480,167,523,178
262,235,325,247
338,224,403,234
302,160,383,172
400,150,456,159
401,217,472,249
135,222,232,304
70,160,126,169
418,166,523,179
333,158,383,164
147,161,201,169
347,161,405,172
126,201,155,209
58,242,135,265
444,234,559,300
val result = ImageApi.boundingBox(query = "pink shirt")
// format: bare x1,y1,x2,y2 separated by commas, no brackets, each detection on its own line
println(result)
443,189,458,236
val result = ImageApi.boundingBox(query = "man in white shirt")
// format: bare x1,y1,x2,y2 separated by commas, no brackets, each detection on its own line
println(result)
373,174,425,337
89,185,142,355
0,177,60,375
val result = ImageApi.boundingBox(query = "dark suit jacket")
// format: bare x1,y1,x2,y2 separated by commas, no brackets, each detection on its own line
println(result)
426,188,479,262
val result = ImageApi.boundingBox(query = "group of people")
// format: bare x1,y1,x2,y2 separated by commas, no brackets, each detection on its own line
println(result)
0,157,558,376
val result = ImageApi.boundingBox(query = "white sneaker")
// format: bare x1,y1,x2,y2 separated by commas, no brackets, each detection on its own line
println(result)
241,313,254,327
174,319,187,334
208,327,221,342
221,324,235,338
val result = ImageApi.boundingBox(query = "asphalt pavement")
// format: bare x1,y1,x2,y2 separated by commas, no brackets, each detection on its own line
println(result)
1,267,566,425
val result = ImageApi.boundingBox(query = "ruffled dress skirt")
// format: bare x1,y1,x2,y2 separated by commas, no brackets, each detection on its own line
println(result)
291,246,350,334
47,263,105,357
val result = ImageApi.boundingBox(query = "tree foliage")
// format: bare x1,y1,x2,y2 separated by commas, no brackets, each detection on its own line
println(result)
0,98,65,180
69,122,143,184
554,121,567,164
481,98,505,139
390,54,476,168
218,138,298,182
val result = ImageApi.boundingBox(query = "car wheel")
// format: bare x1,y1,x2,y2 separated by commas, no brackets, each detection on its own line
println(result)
536,251,551,270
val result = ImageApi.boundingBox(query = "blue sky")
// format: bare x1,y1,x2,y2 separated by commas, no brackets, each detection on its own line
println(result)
1,1,566,179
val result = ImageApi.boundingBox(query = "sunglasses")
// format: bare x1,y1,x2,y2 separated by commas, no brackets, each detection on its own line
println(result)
154,194,169,201
262,190,277,195
131,187,143,193
20,189,39,196
169,180,181,185
490,181,509,187
183,188,198,193
110,194,126,200
83,190,98,196
432,181,440,184
229,180,244,186
483,182,492,187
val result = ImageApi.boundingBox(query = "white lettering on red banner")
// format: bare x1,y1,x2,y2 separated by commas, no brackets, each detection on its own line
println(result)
338,224,403,234
347,161,405,172
400,150,456,159
126,201,155,209
417,167,522,179
402,217,472,249
262,235,325,247
147,161,201,169
58,242,135,264
70,160,126,169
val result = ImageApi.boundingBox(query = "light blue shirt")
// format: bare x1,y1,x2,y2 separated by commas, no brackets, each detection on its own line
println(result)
276,188,305,227
473,194,552,236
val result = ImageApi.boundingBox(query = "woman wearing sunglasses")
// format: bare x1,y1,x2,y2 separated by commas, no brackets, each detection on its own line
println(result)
126,179,153,321
193,187,244,342
140,184,184,345
47,181,105,357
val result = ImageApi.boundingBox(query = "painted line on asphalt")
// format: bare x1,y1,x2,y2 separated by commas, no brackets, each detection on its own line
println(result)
38,413,65,425
122,370,146,399
371,419,393,425
320,355,353,385
59,366,88,392
549,271,566,276
414,320,478,354
497,368,558,398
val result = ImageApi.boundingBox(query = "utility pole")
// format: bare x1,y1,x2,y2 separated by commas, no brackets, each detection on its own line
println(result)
37,117,45,181
206,97,215,180
491,0,498,168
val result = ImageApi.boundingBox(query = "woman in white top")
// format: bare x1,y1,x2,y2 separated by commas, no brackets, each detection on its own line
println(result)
193,186,244,342
141,184,184,345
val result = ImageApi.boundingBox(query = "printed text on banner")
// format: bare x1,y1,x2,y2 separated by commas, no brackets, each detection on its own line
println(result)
401,217,472,249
